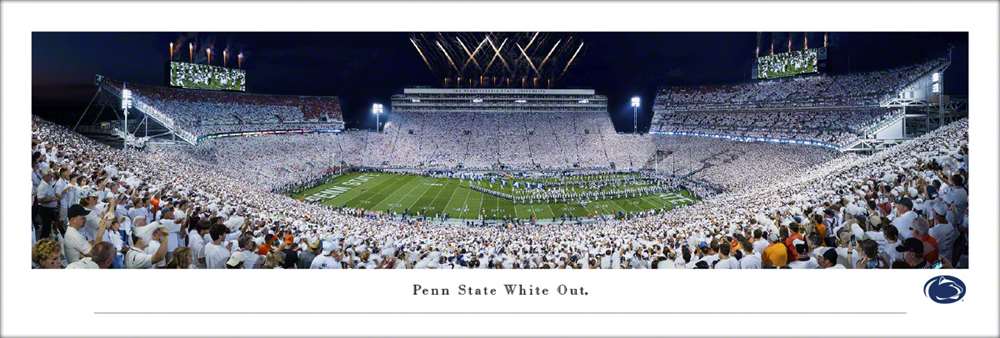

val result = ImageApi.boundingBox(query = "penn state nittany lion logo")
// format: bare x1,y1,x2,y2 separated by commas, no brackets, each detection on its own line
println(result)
923,275,966,304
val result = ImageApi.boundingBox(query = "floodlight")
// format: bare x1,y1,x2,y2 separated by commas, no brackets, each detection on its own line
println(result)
631,96,641,107
372,103,384,132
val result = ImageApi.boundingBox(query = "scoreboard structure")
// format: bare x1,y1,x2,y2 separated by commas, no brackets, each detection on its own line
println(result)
168,61,246,91
752,47,828,80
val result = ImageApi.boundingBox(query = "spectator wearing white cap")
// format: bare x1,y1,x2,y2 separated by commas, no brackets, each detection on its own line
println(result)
79,188,102,241
124,221,169,269
310,240,341,269
928,201,957,263
225,251,246,269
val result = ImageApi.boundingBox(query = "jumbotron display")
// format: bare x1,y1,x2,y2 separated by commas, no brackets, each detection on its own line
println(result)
169,61,246,91
756,49,819,79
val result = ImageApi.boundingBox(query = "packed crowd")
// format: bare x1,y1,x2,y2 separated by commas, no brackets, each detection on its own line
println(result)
656,57,946,110
650,57,946,148
118,81,343,137
650,108,899,147
650,135,839,194
30,110,968,269
158,110,652,193
158,109,827,198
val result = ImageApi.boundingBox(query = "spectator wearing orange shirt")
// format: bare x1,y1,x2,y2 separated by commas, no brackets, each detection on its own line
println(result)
910,217,939,264
149,195,160,215
258,233,274,255
762,232,788,268
811,214,827,240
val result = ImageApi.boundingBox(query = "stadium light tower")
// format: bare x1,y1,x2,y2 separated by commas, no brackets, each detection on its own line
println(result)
631,96,641,134
372,103,384,132
121,83,133,148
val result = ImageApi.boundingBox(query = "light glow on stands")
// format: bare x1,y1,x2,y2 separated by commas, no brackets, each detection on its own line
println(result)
579,99,589,104
372,103,384,132
199,129,328,141
472,98,484,103
411,99,421,103
515,99,527,103
932,83,941,93
933,72,941,82
649,130,842,151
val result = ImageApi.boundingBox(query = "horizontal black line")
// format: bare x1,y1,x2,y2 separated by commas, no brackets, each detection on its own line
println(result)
95,311,906,315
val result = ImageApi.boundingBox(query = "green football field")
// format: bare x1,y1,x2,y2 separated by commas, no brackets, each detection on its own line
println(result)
291,172,698,220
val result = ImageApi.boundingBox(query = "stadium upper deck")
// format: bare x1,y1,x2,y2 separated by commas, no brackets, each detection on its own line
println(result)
391,88,608,114
102,78,345,140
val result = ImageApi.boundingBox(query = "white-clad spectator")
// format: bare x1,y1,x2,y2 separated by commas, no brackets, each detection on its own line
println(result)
203,224,232,269
929,201,957,262
125,222,169,269
66,242,116,269
891,197,917,239
63,204,107,264
310,240,341,269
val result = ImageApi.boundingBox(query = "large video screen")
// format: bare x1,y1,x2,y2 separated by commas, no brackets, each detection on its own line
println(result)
169,61,246,91
756,48,819,80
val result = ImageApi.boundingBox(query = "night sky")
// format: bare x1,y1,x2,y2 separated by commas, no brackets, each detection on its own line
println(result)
32,32,967,131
